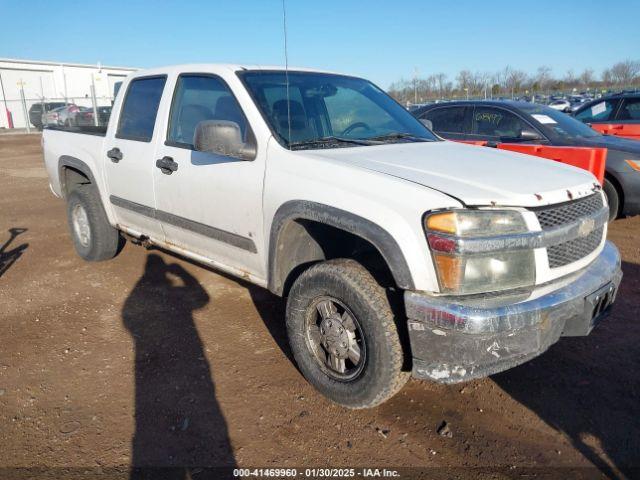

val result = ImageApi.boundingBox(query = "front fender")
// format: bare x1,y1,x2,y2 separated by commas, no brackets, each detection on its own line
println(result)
268,200,414,295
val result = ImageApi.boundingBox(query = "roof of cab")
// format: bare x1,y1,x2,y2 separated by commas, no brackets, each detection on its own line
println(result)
127,63,340,78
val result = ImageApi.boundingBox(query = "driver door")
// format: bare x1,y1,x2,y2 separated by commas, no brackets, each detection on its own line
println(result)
152,73,267,279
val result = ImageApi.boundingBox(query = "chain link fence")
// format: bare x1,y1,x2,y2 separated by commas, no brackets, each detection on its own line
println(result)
0,90,115,134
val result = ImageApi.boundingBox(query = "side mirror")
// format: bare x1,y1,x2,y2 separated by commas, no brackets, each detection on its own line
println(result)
518,128,542,141
194,120,256,160
420,119,433,130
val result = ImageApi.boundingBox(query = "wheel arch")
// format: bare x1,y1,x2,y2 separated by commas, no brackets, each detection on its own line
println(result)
58,155,99,198
604,171,624,218
268,200,415,296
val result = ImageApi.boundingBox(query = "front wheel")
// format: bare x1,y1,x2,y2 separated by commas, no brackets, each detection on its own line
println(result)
603,178,620,222
286,259,409,408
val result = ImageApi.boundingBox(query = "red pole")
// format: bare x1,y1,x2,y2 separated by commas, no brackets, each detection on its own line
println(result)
6,108,13,129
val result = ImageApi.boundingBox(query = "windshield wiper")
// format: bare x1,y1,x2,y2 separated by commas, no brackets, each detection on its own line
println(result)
288,136,376,149
366,132,429,143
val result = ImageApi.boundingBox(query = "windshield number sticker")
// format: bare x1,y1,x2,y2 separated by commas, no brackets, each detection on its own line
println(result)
591,102,607,116
532,114,557,124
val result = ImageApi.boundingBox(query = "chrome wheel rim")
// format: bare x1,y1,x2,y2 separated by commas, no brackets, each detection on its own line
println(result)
305,296,366,381
72,204,91,247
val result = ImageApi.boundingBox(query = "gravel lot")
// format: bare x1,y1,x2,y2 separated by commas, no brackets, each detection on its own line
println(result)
1,134,639,479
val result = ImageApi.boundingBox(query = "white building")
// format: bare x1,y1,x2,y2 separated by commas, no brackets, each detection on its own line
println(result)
0,58,137,130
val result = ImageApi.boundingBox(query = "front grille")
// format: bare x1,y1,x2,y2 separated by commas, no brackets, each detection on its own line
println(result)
535,193,604,230
547,226,603,268
531,193,605,268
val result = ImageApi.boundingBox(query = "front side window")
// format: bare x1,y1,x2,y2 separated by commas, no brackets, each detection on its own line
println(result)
423,107,466,134
472,107,531,138
618,98,640,120
575,100,617,123
240,71,438,149
117,76,166,141
167,74,248,147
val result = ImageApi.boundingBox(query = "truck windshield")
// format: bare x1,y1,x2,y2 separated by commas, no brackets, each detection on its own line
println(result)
240,71,438,149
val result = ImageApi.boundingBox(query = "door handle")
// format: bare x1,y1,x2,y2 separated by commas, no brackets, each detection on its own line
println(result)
107,147,123,163
156,156,178,175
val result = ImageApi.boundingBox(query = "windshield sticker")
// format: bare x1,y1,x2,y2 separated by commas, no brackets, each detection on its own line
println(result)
532,114,557,124
591,102,606,116
475,112,502,125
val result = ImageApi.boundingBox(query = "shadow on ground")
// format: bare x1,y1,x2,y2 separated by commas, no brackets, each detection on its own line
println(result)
492,261,640,479
0,227,28,278
122,253,237,479
125,246,640,478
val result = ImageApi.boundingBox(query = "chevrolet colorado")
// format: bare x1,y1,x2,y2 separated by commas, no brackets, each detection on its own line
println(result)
42,64,622,408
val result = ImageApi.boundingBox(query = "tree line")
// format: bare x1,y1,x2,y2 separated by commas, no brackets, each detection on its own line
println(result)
388,60,640,104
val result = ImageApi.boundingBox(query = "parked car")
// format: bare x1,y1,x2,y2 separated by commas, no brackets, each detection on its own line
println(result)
42,64,621,408
572,93,640,140
569,95,588,112
548,99,571,112
43,104,91,127
413,100,640,220
97,106,112,125
73,108,95,126
28,102,68,129
73,106,113,127
41,106,69,127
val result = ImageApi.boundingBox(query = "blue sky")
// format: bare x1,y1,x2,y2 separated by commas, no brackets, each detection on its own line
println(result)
1,0,639,88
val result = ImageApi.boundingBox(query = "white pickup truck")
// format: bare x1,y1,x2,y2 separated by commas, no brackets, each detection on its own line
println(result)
43,64,622,408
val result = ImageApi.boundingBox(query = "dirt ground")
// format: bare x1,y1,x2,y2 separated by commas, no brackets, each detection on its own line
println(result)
1,134,639,479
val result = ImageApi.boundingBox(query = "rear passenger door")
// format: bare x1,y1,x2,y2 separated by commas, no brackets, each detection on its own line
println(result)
104,75,167,241
152,73,267,279
419,106,469,140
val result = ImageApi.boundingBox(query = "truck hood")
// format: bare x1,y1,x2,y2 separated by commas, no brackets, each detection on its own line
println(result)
300,140,600,206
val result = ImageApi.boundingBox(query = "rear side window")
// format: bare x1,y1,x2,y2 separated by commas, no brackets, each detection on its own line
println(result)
422,107,466,134
575,100,617,123
617,98,640,121
117,76,166,141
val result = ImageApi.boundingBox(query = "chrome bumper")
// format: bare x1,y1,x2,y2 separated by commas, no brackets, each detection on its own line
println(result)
405,241,623,383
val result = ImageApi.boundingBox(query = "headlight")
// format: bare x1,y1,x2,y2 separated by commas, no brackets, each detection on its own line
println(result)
426,209,528,236
425,209,535,295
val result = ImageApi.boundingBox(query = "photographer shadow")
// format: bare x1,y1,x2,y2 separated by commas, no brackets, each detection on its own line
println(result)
0,227,28,278
123,254,236,479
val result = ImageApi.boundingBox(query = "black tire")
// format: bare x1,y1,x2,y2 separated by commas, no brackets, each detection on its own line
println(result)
603,178,620,222
66,185,123,261
286,259,409,409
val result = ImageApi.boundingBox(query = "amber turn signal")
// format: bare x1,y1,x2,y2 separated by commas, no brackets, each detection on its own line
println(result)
432,253,462,291
425,212,456,234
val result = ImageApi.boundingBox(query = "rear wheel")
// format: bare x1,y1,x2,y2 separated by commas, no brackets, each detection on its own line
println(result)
286,259,409,409
66,185,124,261
603,178,620,222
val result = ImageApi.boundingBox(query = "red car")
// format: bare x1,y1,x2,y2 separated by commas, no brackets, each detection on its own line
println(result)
572,93,640,141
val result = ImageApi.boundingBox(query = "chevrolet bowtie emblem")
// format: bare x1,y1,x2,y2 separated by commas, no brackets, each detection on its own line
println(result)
578,218,595,237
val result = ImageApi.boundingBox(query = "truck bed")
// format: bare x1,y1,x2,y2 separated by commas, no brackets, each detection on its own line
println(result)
42,127,107,198
44,125,107,136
